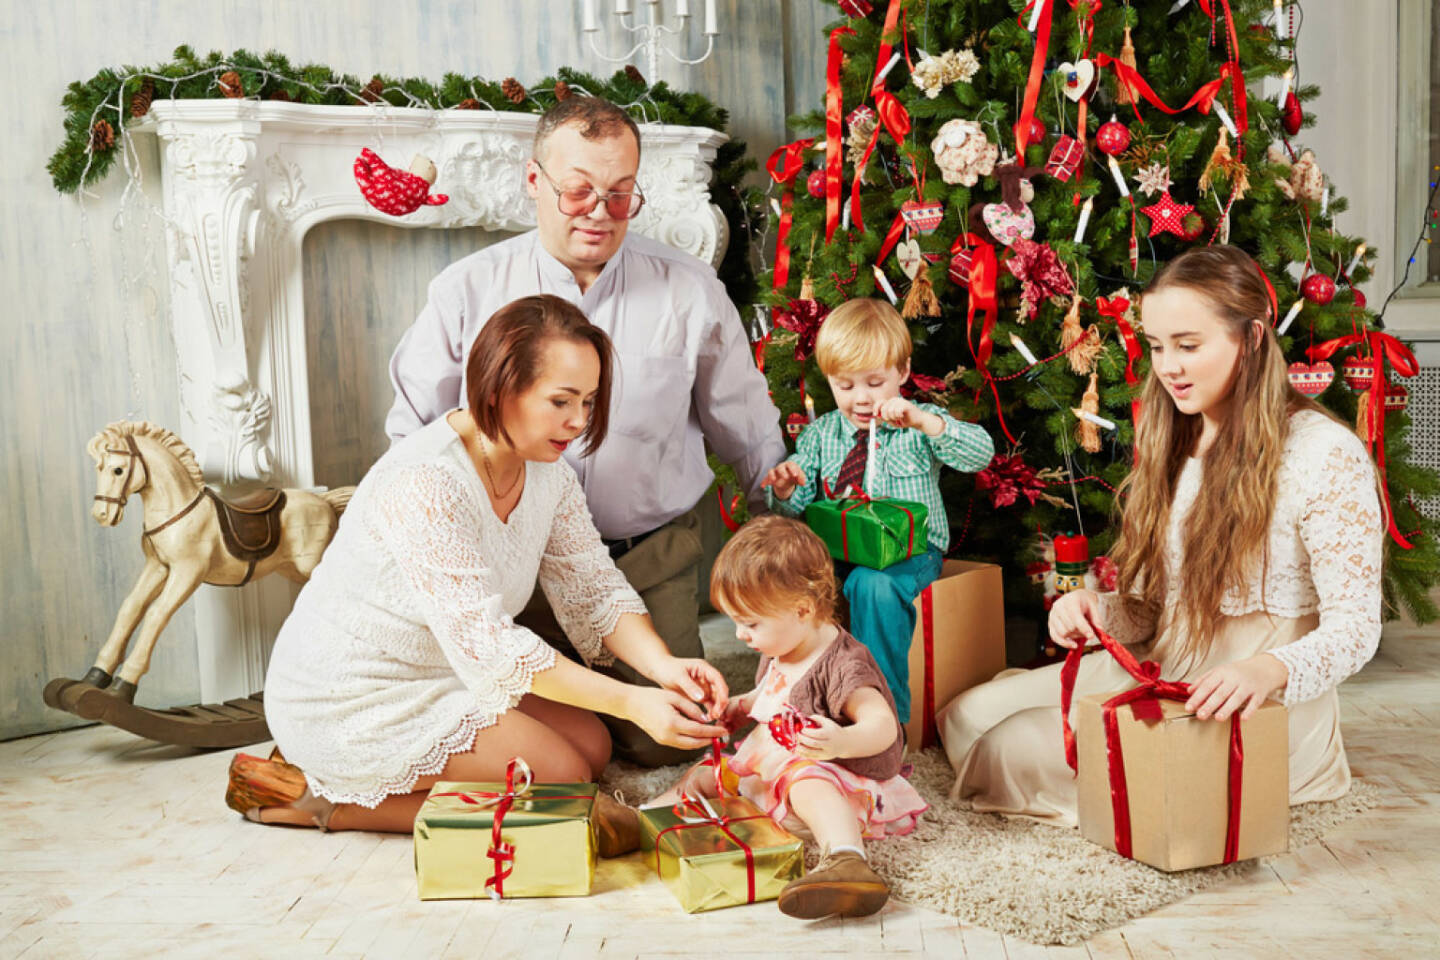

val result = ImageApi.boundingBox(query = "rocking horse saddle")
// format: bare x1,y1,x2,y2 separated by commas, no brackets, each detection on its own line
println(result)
206,487,286,583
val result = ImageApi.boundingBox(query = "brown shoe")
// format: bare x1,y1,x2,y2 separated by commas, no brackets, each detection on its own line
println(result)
593,791,641,858
226,751,334,830
777,849,889,919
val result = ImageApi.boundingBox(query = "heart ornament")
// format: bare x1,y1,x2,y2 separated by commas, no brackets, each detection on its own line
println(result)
1058,59,1097,102
896,239,923,279
1286,360,1334,397
982,202,1036,247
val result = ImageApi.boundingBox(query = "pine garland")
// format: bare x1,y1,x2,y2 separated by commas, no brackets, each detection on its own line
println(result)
47,45,762,306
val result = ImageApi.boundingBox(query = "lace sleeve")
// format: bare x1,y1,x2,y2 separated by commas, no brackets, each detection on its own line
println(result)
370,462,556,713
537,465,647,666
1268,436,1384,705
1097,591,1158,647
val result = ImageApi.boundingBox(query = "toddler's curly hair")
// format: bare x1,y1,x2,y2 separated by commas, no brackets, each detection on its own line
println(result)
710,515,839,623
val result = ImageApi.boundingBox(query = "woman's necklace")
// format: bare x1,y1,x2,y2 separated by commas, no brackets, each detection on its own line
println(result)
478,438,523,499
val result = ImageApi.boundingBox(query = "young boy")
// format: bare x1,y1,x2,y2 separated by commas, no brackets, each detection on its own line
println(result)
762,298,994,725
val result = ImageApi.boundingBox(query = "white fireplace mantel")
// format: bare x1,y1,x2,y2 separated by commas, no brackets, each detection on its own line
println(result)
131,100,730,700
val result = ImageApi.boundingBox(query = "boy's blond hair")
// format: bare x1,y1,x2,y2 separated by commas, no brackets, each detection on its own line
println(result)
710,516,839,623
814,298,912,377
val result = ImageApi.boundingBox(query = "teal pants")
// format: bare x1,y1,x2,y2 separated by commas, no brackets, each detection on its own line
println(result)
839,548,944,724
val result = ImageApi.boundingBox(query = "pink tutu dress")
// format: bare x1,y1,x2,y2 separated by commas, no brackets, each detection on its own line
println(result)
725,629,927,840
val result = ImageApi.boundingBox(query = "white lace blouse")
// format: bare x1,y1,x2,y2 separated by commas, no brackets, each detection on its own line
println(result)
263,415,648,807
1098,410,1384,706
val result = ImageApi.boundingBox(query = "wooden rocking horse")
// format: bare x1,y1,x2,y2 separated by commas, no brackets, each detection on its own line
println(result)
43,420,355,747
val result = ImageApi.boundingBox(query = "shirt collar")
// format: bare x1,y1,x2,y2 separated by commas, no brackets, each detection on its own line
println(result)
532,230,628,297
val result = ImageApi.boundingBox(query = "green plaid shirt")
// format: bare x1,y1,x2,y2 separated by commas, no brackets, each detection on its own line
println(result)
766,403,994,553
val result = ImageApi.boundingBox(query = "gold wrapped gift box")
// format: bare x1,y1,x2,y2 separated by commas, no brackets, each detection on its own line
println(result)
414,779,597,900
639,796,804,912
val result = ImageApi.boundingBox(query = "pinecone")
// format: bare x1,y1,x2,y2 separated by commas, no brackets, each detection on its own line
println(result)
129,78,154,118
358,76,385,104
218,70,244,98
554,80,572,102
89,119,115,153
267,88,292,102
624,64,646,87
501,77,526,104
456,98,481,110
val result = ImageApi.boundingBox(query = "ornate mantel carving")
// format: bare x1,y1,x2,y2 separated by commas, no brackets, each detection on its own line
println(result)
130,100,730,699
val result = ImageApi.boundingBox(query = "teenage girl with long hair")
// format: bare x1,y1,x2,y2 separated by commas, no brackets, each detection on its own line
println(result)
939,244,1384,820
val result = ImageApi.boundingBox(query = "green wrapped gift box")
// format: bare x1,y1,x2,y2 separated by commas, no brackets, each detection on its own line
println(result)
805,496,929,570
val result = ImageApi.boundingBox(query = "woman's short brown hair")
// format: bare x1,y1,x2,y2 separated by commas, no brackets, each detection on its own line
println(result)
710,515,839,623
465,294,614,457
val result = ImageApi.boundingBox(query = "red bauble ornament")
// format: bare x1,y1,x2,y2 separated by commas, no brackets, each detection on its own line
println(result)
806,168,826,199
1287,360,1335,396
1342,356,1376,392
1026,116,1047,145
1282,91,1303,136
1178,211,1207,242
767,704,820,750
1301,273,1336,305
1096,116,1130,156
1352,288,1367,310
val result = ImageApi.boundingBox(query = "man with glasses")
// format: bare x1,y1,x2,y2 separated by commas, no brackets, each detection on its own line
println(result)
385,96,784,766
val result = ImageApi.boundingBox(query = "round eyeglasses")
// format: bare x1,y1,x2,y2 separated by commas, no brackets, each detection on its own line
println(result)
535,163,646,220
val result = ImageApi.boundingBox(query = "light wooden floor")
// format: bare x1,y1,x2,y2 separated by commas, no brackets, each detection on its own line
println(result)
4,610,1439,960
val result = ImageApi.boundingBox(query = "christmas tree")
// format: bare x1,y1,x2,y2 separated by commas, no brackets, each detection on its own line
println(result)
756,0,1438,633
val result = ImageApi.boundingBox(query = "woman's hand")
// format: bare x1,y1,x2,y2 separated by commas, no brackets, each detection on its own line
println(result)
763,462,807,501
625,686,729,750
1047,588,1102,649
650,656,730,719
1184,654,1289,721
795,715,849,761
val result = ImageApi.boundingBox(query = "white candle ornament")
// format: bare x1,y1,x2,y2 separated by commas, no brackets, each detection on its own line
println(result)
703,0,718,35
1273,0,1286,40
873,264,898,304
1277,300,1304,336
1027,0,1047,33
862,418,877,494
1347,244,1368,277
1320,183,1329,217
583,0,599,31
1277,67,1292,108
1072,408,1117,431
1011,333,1040,366
842,198,852,230
1073,197,1094,244
804,394,816,423
1211,101,1238,138
875,52,903,83
1107,155,1130,198
770,198,783,218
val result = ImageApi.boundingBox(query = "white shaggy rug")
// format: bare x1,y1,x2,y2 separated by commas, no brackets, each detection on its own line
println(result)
600,648,1382,946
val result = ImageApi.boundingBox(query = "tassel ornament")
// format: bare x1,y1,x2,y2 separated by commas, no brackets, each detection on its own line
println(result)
1061,293,1102,375
1116,27,1139,106
1078,372,1102,453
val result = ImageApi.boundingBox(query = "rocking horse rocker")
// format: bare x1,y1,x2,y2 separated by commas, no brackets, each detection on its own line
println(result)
43,420,355,748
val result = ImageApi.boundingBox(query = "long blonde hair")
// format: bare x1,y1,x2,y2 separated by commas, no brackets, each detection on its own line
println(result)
1109,246,1332,657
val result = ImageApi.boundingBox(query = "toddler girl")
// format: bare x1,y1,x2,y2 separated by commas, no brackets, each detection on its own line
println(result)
655,515,926,919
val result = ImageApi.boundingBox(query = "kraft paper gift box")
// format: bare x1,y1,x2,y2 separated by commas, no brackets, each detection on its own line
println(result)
414,778,597,900
1075,693,1289,872
805,496,929,570
639,796,804,912
909,560,1007,749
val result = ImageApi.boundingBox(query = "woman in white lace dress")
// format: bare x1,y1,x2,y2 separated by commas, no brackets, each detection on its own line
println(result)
232,295,728,835
940,245,1384,821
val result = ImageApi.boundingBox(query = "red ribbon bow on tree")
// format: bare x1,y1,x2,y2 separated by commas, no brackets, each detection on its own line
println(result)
1095,295,1142,428
1307,330,1420,549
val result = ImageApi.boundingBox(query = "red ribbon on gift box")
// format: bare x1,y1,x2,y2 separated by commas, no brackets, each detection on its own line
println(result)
654,795,771,904
430,757,596,899
1058,630,1245,864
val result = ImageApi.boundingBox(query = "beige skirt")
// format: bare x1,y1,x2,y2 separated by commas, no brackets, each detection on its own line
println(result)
940,610,1350,824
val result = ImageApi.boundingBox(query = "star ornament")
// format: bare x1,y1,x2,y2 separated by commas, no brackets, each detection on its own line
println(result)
1135,162,1171,197
1140,190,1195,239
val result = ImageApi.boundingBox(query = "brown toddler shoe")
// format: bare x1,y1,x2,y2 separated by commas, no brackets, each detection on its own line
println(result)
777,848,889,919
